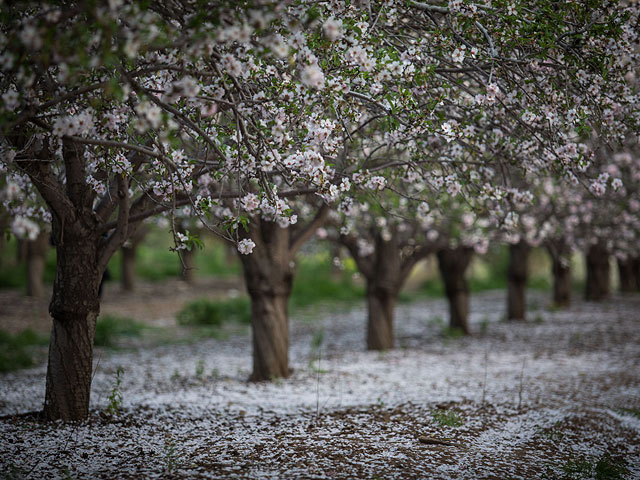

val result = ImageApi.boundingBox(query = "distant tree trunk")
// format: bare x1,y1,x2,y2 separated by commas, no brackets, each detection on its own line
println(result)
238,220,293,381
585,244,610,301
546,240,572,307
26,231,49,297
44,230,101,421
364,234,401,350
119,226,148,292
120,245,136,291
437,247,473,335
506,241,530,321
16,238,28,264
617,257,639,293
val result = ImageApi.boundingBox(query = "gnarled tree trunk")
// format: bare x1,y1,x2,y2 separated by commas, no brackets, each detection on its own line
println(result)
506,241,530,321
585,244,610,301
437,247,473,335
239,220,293,382
44,231,101,421
26,231,49,297
617,257,639,293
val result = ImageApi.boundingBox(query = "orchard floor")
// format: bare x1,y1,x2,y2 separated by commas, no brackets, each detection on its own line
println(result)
1,291,640,479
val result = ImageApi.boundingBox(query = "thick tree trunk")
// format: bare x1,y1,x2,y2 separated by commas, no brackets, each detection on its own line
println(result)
551,258,572,307
506,241,530,321
617,257,638,293
120,245,136,291
363,233,402,350
26,231,49,297
247,289,290,381
585,244,610,301
366,283,397,350
437,247,473,335
43,237,100,421
239,221,293,381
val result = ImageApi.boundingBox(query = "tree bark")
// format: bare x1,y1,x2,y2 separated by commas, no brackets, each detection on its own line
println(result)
363,233,402,350
238,220,293,381
366,284,397,350
506,241,530,321
43,233,100,421
585,244,610,301
546,241,572,307
181,247,196,284
437,247,473,335
617,257,639,293
26,231,49,297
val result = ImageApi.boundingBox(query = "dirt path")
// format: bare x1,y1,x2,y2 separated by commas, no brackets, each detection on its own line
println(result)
1,291,639,479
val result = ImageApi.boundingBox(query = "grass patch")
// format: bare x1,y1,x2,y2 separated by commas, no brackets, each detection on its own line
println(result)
290,253,364,310
0,328,48,372
177,297,251,327
94,314,146,347
432,409,463,427
544,454,629,480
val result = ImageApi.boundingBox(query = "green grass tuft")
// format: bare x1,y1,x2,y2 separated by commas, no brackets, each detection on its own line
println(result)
0,328,48,372
432,409,463,427
176,297,251,327
94,314,145,347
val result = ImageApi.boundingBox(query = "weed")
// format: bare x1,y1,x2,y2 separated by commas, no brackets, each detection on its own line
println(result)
105,367,124,416
195,359,204,378
309,330,327,374
432,409,463,427
163,437,180,474
534,314,545,324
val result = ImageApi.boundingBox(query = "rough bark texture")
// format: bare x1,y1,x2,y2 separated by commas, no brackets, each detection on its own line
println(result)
44,232,100,421
585,244,610,302
437,247,473,335
364,234,401,350
506,241,531,321
239,221,293,382
26,231,49,297
617,257,639,293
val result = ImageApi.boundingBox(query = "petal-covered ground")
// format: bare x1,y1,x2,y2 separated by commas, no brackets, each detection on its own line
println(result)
1,291,639,479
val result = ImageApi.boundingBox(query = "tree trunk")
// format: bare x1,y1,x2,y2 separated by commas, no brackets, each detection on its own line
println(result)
26,231,49,297
547,241,572,307
437,247,473,335
617,257,638,293
363,232,403,350
366,283,398,350
238,220,293,381
181,247,196,284
506,241,530,321
585,244,610,301
44,236,100,421
120,245,136,291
